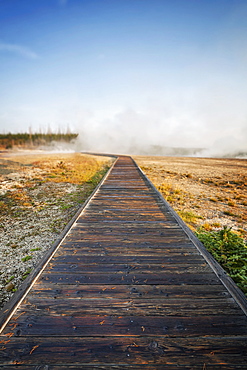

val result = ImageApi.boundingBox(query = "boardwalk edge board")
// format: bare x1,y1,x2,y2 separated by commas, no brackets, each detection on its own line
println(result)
134,158,247,316
0,155,117,333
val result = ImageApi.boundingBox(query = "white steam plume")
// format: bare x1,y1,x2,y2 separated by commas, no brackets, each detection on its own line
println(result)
73,89,247,157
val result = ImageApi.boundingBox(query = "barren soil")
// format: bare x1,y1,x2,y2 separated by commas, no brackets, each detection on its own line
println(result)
134,156,247,239
0,151,112,309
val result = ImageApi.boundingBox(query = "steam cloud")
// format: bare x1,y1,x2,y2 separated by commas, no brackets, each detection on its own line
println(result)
73,94,247,158
73,8,247,158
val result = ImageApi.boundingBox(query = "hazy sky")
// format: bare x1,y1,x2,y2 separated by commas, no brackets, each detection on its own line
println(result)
0,0,247,154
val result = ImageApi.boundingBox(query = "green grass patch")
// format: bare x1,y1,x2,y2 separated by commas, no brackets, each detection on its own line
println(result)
86,165,110,186
196,227,247,294
6,275,14,284
60,204,72,211
21,255,32,262
22,268,32,280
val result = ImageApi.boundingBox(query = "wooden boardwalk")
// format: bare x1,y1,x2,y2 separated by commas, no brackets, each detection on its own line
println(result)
0,155,247,369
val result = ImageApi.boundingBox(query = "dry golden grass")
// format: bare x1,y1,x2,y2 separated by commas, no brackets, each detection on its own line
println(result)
134,155,247,239
0,151,113,217
0,152,114,307
4,152,112,184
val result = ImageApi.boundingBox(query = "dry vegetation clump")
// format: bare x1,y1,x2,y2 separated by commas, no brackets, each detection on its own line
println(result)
0,152,113,308
5,152,108,183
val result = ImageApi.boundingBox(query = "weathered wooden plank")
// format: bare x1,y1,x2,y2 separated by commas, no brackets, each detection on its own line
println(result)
47,262,211,274
1,365,244,369
72,222,181,229
39,271,220,286
84,211,173,218
65,236,191,244
82,211,173,218
85,206,167,211
55,246,198,257
79,217,174,224
58,241,196,250
17,296,240,316
49,255,205,265
69,228,186,237
1,336,247,365
93,196,157,200
83,207,168,213
7,314,247,337
29,283,232,300
76,221,175,226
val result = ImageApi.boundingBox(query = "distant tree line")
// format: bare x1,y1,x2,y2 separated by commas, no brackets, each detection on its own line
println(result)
0,133,78,149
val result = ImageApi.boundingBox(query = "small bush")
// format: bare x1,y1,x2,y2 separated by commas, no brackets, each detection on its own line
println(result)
196,227,247,294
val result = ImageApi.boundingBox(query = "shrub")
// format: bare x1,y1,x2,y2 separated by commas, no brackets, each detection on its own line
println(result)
196,227,247,294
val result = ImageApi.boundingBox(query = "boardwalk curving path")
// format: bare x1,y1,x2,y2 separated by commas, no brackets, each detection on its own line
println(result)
0,155,247,369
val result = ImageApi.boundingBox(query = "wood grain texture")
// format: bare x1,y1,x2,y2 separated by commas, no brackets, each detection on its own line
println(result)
0,155,247,368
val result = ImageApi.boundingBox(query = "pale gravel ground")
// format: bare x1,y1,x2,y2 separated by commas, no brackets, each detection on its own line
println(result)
0,168,85,309
0,152,110,310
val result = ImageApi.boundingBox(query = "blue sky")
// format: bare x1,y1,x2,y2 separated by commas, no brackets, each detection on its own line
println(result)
0,0,247,154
